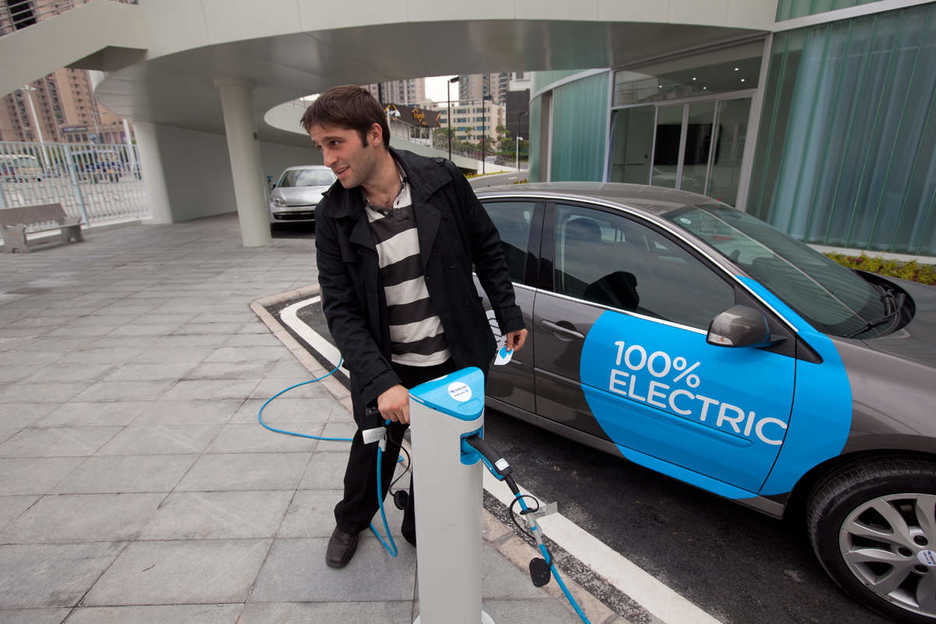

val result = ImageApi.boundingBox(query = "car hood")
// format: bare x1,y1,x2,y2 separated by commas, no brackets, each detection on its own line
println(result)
272,186,328,206
860,278,936,368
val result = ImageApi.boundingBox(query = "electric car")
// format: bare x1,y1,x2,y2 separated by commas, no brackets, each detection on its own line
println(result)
268,165,335,227
474,182,936,624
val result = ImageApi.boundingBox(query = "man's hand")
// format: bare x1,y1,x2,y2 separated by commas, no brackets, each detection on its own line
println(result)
377,384,410,424
504,328,528,352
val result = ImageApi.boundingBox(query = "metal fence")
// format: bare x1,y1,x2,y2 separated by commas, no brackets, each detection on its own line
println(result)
0,0,137,37
0,140,148,225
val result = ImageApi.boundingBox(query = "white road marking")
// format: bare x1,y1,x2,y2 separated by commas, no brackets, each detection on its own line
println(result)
279,297,348,377
279,296,724,624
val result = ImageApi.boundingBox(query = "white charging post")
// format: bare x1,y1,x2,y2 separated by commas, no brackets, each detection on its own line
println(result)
409,366,495,624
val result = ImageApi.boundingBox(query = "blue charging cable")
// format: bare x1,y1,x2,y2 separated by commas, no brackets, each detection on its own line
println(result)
257,357,398,557
463,435,592,624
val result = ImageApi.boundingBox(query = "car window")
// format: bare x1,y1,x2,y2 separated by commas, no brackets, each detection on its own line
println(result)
482,200,536,283
667,204,887,337
553,203,735,329
279,168,335,187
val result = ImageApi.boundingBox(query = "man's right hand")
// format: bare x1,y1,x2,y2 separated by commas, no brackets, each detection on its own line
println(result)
377,384,410,424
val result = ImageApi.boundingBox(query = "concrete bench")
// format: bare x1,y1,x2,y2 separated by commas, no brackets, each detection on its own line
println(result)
0,203,83,253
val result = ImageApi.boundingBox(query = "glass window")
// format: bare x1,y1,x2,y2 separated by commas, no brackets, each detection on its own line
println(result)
652,104,683,188
613,42,762,107
667,204,888,337
609,106,654,183
554,203,734,329
748,3,936,255
483,201,536,283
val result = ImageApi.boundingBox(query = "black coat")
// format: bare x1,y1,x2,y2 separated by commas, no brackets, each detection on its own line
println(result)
315,149,524,427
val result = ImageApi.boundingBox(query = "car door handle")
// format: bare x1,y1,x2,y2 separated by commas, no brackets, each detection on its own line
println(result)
541,319,585,340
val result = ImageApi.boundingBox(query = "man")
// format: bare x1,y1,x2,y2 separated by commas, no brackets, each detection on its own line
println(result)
302,85,527,569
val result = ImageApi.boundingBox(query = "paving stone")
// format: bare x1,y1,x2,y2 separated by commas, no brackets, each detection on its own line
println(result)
97,425,221,455
0,383,86,404
131,399,241,425
298,450,349,490
204,346,286,363
0,542,123,608
84,539,271,606
160,379,259,401
184,360,277,380
206,424,319,454
277,489,343,539
0,493,163,543
176,453,309,491
64,604,243,623
129,347,213,365
479,599,588,623
250,538,417,602
35,402,147,427
140,490,292,539
0,608,70,623
53,455,196,494
75,380,176,402
0,403,57,428
173,322,245,335
0,366,35,384
24,363,115,383
0,495,39,531
57,348,142,365
0,426,122,458
224,333,281,347
0,457,84,495
238,601,413,624
231,397,334,425
251,377,331,400
101,362,196,381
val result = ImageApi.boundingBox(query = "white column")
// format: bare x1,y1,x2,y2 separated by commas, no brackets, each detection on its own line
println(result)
215,78,271,247
133,120,173,224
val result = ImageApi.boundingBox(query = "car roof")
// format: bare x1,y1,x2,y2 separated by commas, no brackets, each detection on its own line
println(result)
475,182,713,217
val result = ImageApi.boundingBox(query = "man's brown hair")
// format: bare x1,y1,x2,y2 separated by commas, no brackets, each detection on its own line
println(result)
300,85,390,149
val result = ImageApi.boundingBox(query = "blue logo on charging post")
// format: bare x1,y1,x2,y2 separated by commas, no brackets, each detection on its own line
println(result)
409,367,484,421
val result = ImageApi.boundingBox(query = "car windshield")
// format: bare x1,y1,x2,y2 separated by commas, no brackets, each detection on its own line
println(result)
279,168,335,188
666,204,888,338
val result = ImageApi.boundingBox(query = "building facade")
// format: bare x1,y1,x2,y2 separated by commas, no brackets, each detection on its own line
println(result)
437,99,506,144
0,68,129,144
529,0,936,256
457,72,510,105
363,78,428,107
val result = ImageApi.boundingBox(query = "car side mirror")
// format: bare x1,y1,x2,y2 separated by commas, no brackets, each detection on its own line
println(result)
707,305,771,348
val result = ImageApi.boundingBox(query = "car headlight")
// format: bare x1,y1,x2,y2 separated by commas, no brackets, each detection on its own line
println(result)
272,197,287,207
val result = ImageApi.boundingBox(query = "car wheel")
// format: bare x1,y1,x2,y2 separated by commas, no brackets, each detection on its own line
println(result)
807,458,936,623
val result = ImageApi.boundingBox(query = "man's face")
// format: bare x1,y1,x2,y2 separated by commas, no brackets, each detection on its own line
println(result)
308,123,380,189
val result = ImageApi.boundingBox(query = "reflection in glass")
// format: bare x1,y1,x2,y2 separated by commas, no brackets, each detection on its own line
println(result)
680,101,716,195
609,107,654,183
708,99,750,205
652,105,683,188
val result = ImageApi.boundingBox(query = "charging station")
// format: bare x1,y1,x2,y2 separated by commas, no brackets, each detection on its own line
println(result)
409,366,495,624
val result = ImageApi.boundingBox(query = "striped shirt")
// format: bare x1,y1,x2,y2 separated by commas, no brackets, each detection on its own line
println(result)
365,173,450,367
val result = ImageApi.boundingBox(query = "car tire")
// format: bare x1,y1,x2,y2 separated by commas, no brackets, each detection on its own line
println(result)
807,458,936,623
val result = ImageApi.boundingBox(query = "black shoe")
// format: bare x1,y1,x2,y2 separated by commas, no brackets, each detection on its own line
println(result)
402,529,417,547
326,526,359,569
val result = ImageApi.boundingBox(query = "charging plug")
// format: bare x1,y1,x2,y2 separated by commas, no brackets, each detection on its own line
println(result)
529,557,552,587
393,489,409,510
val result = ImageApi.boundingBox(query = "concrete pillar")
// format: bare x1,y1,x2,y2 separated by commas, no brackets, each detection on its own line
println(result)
134,120,173,224
215,78,271,247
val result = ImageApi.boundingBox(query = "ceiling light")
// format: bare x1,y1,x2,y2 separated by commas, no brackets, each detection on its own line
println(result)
733,67,740,71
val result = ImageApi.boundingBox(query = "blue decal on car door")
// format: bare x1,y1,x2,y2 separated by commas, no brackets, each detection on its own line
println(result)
579,310,796,494
736,277,853,495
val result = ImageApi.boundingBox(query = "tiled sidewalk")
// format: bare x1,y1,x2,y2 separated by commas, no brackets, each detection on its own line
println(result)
0,216,609,624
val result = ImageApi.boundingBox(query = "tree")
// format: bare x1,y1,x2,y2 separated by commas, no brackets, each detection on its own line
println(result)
495,125,514,156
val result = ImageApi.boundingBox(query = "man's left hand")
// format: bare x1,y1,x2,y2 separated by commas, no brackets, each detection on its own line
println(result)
504,328,528,352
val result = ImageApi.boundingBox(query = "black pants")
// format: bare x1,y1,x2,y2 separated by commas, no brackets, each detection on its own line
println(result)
334,359,456,538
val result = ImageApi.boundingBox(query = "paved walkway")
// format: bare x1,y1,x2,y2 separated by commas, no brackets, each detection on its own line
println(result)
0,216,618,623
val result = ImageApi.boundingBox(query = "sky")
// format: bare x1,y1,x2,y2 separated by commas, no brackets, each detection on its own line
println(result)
425,75,457,103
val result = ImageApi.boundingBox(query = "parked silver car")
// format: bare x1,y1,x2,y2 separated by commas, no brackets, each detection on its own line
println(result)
475,182,936,624
269,165,335,226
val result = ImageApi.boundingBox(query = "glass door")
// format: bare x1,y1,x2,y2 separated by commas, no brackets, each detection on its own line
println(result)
609,106,655,183
707,98,750,206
